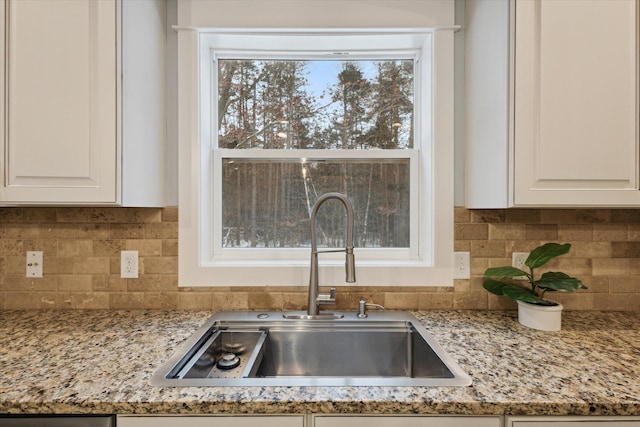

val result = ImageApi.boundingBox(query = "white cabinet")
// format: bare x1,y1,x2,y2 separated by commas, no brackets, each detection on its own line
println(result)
117,415,304,427
0,0,165,206
313,415,501,427
465,0,640,208
507,416,640,426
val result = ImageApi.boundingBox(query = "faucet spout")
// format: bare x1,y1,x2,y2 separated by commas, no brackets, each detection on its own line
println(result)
307,192,356,316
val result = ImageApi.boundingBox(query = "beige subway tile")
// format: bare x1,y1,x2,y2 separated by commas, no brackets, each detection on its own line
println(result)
126,239,163,256
37,223,76,239
455,223,488,240
628,258,640,275
628,224,640,241
23,239,58,255
418,292,453,309
540,209,577,224
178,292,214,310
571,242,611,259
0,240,24,256
470,240,505,257
1,275,57,291
453,207,470,224
43,257,75,274
110,223,145,239
5,256,25,274
549,258,591,276
68,292,110,309
129,274,177,292
131,208,163,224
76,223,110,239
611,209,640,224
0,257,6,276
488,223,526,240
609,276,640,293
162,239,178,256
93,240,126,257
143,256,178,274
576,209,610,224
93,275,127,292
282,292,308,310
0,292,5,309
0,208,23,222
558,225,593,242
487,257,512,268
592,258,628,276
470,210,505,224
524,224,558,241
611,242,640,258
75,257,110,274
454,241,470,252
56,275,92,292
162,206,179,222
453,291,488,310
58,240,93,257
144,292,178,309
90,208,134,223
4,291,50,309
6,224,40,239
505,209,540,223
56,208,91,223
594,224,628,241
470,257,489,276
144,223,178,239
23,208,57,223
343,291,385,310
213,292,249,310
469,276,488,292
384,292,420,310
593,293,640,311
487,294,517,310
582,276,609,293
110,292,145,309
552,292,593,310
248,292,283,310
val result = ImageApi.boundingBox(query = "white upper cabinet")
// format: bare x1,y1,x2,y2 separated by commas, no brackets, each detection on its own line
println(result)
0,0,166,206
465,0,639,208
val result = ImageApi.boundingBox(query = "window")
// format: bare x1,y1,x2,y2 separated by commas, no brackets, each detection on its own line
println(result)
178,29,455,287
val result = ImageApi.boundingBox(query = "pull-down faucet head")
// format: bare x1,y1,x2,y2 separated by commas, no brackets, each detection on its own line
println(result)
307,192,356,316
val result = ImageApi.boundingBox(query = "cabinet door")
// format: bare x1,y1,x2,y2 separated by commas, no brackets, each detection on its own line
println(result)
513,0,640,206
507,415,640,426
314,415,500,427
2,0,117,204
117,415,304,427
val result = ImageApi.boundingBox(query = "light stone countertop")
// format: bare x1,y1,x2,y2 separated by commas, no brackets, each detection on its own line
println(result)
0,309,638,416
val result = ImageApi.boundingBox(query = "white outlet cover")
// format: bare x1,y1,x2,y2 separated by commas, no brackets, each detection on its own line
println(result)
453,252,471,279
121,250,139,278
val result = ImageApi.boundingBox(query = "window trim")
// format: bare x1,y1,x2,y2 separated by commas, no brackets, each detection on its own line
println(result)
178,28,455,287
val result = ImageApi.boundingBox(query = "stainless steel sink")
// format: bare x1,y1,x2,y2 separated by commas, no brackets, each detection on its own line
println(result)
150,311,472,387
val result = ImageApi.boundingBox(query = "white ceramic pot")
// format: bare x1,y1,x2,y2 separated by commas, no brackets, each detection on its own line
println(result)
516,300,563,331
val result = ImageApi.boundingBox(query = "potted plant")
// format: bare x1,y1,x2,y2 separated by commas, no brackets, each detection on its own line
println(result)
483,242,587,331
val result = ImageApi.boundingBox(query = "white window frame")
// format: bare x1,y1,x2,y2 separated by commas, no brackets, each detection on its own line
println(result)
178,28,455,287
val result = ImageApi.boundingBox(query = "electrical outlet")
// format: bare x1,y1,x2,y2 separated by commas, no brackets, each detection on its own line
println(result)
453,252,471,279
26,251,43,278
512,252,529,270
121,250,139,278
512,252,529,280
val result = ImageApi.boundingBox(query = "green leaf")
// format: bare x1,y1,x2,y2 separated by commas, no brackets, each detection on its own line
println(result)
500,283,547,304
525,243,571,269
534,271,587,292
484,266,529,278
483,279,511,295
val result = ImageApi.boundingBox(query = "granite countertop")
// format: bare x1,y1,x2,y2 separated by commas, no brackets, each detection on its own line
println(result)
0,309,638,416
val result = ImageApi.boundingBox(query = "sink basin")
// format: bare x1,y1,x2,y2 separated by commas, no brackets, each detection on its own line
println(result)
150,311,472,387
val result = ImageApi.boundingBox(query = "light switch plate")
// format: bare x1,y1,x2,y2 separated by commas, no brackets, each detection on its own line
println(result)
26,251,43,278
453,252,471,279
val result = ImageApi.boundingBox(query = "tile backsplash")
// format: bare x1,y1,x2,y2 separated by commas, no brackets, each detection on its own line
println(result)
0,206,638,311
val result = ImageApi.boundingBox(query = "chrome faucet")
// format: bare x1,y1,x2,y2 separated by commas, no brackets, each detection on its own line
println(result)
307,192,356,316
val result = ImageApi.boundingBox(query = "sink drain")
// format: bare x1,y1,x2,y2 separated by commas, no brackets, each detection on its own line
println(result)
216,353,241,370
